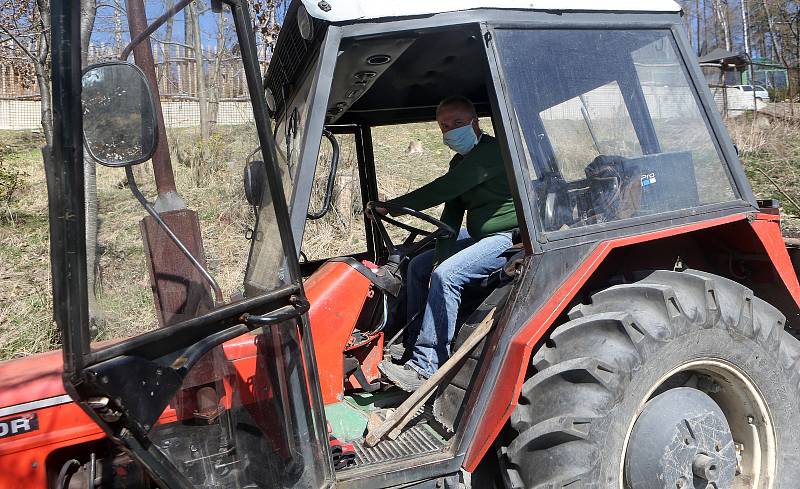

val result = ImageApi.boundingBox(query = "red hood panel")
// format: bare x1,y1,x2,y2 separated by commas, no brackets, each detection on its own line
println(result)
0,350,65,409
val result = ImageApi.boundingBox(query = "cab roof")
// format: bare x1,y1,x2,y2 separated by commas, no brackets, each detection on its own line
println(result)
301,0,683,23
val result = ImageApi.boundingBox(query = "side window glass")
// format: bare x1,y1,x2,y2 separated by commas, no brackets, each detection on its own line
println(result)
540,81,642,182
630,41,736,205
301,132,366,261
371,119,496,241
495,28,737,233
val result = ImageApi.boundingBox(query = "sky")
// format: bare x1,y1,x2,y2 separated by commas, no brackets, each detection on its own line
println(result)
91,0,289,57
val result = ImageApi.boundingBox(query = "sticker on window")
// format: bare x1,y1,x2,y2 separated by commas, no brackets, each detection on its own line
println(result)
641,173,657,187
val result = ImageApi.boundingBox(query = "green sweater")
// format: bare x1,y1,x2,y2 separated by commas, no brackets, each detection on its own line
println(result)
388,135,517,263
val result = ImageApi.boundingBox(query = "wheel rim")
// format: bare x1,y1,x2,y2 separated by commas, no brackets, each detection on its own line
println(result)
621,360,776,489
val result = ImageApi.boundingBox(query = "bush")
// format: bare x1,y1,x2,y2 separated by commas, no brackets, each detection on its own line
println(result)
768,87,791,102
0,145,23,208
171,130,229,186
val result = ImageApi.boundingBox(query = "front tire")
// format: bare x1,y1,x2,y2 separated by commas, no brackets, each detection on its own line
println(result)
502,269,800,488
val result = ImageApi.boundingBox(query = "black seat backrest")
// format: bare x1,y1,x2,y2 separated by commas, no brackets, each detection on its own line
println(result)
585,151,699,222
623,151,699,215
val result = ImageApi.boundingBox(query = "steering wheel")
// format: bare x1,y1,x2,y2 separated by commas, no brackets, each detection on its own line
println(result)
365,201,456,258
541,172,572,231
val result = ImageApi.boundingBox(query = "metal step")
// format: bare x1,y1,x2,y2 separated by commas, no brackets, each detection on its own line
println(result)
347,423,445,468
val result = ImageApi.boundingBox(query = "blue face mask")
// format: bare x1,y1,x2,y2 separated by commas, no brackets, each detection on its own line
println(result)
442,121,478,155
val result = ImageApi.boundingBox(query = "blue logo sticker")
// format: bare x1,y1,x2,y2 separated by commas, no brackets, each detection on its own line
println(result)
641,173,657,187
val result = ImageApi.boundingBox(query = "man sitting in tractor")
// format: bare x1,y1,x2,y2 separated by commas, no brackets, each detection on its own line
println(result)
375,96,518,391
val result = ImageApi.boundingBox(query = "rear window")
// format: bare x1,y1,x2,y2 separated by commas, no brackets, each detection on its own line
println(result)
495,28,737,232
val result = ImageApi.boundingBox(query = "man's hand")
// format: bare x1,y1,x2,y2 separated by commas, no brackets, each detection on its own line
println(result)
365,205,389,219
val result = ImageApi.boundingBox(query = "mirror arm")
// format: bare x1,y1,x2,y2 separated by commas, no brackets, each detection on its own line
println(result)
307,130,339,220
120,0,194,61
125,167,224,305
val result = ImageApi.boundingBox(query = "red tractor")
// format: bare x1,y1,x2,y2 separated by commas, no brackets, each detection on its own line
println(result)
2,1,800,488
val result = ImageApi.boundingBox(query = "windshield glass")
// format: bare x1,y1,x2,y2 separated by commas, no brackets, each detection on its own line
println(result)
148,321,326,488
72,3,328,488
496,29,737,232
244,68,315,292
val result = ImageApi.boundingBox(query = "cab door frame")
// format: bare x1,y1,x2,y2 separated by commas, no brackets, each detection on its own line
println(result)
48,1,335,487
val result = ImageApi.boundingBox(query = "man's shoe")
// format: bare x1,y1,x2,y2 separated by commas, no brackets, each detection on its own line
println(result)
385,342,407,362
378,360,427,392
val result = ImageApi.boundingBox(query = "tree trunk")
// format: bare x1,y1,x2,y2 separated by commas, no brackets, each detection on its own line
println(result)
79,0,96,66
741,0,759,116
703,0,709,54
761,0,792,108
31,0,53,147
685,7,694,49
696,0,702,55
209,14,224,129
187,3,209,140
712,0,732,51
113,0,123,55
80,0,103,337
163,0,174,92
764,0,780,61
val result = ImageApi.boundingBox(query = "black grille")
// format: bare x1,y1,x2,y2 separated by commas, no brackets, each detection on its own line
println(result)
264,1,327,119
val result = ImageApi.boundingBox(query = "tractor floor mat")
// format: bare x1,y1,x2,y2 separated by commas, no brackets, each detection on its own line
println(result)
347,424,445,468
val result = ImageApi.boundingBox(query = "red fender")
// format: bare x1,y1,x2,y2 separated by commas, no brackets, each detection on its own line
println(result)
464,212,800,470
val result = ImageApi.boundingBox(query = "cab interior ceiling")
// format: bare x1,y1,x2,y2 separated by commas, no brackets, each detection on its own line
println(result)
327,25,493,126
324,27,654,128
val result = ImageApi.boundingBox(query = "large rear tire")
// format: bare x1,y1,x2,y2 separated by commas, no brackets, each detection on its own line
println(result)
502,269,800,488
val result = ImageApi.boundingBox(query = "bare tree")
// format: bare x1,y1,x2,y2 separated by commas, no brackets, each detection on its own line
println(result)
186,2,210,139
0,0,53,146
253,0,282,60
712,0,733,51
209,13,225,128
79,0,104,336
775,2,800,104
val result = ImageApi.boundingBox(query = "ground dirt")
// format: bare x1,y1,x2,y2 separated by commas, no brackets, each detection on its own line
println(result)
0,115,798,360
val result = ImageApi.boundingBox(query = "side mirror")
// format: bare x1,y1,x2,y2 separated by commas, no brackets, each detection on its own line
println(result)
81,62,157,167
244,160,269,207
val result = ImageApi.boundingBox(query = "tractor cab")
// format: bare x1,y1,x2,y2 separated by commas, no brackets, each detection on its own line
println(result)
262,4,746,475
40,1,800,489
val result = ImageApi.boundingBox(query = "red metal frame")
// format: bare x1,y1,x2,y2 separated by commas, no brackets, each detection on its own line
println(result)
3,214,799,487
0,259,382,487
304,260,383,404
463,212,800,470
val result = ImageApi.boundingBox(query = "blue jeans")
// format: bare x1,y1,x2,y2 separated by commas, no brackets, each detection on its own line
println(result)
404,229,513,377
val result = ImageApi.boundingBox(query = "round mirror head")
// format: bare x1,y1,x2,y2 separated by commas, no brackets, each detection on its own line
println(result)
82,62,157,167
297,5,313,40
244,160,269,207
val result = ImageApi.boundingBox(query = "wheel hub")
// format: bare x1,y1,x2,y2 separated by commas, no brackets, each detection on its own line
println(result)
625,387,738,488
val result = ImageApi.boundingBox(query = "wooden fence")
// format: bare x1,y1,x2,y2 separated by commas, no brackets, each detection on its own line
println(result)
1,41,267,130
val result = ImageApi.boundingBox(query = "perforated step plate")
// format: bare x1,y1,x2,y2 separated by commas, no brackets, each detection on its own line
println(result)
346,423,445,468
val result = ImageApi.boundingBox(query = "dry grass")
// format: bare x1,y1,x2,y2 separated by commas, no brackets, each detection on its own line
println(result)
0,125,260,358
301,122,453,260
90,125,259,341
0,131,56,359
0,122,451,360
727,116,800,230
1,114,798,360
